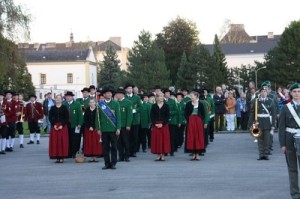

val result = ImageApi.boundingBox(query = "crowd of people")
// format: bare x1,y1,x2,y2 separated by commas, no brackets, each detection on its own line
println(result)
1,80,300,198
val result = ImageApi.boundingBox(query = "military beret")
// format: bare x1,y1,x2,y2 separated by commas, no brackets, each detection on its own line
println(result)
261,80,271,87
289,83,300,91
259,86,268,92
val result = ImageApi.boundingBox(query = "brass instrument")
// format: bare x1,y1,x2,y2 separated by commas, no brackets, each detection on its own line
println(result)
249,98,262,137
18,101,25,122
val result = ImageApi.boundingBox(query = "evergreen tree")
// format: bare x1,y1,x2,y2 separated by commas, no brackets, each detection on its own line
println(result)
260,20,300,87
128,30,170,91
212,34,228,86
176,52,195,90
98,44,121,88
156,16,199,85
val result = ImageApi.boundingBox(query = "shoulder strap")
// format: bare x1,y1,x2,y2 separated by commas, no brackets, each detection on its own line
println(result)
261,102,270,115
287,103,300,127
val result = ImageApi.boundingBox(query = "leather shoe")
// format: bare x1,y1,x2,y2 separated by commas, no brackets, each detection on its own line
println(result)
0,151,6,154
110,165,116,170
20,144,24,148
257,157,264,160
102,165,110,170
27,140,34,144
37,140,40,144
264,157,269,160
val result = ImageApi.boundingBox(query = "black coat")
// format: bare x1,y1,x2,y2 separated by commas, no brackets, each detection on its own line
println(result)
150,103,170,126
184,101,205,123
84,108,97,129
213,94,226,114
49,105,69,127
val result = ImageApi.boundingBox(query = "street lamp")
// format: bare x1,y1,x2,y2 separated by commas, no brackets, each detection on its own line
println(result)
255,66,267,89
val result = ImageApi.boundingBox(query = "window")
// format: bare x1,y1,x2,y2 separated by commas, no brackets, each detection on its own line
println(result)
67,73,73,83
40,74,46,84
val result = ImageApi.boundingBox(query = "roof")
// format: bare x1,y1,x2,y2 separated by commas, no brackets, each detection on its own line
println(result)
97,40,121,51
21,49,90,62
205,39,279,55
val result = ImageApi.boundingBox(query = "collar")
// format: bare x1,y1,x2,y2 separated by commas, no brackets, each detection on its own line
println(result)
7,99,12,102
31,101,36,104
127,93,133,98
68,100,73,104
119,97,125,101
293,100,300,106
105,99,111,103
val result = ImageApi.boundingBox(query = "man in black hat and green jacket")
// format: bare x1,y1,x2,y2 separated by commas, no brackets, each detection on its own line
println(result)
63,91,83,158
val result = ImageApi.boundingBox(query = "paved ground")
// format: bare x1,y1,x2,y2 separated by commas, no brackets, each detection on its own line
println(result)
0,132,292,199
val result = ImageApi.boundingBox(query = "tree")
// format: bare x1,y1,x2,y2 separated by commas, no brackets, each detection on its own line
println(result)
212,34,228,86
0,0,31,40
98,44,121,88
0,35,34,98
176,52,195,90
259,20,300,87
127,30,171,91
156,16,199,84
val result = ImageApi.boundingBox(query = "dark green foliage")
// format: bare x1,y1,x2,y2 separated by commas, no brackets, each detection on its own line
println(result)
0,35,35,98
98,44,121,88
156,16,199,84
127,30,171,92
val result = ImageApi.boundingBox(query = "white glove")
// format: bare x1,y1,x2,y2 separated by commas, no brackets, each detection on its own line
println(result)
270,129,274,136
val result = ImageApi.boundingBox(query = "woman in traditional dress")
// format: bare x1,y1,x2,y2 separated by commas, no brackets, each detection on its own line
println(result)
83,98,103,162
185,90,206,161
150,92,170,161
49,95,69,163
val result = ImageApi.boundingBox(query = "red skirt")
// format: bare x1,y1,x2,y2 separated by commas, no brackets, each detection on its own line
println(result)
151,122,171,154
83,128,103,157
49,123,69,159
186,115,204,151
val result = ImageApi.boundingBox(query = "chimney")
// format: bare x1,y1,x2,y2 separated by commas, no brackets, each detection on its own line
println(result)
267,32,274,39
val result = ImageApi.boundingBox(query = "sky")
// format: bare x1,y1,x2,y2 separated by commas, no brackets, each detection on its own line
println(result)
15,0,300,47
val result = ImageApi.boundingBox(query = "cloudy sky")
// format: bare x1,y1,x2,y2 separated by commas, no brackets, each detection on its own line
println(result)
16,0,300,47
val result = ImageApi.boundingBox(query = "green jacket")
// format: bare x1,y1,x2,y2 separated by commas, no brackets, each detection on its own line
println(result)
248,97,276,130
200,100,210,125
140,102,152,128
118,99,133,128
165,98,179,125
177,101,186,125
95,99,121,132
63,101,83,128
206,95,215,116
125,94,142,125
76,97,90,110
182,96,191,106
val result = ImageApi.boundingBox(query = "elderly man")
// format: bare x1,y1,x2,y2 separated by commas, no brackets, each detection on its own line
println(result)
213,87,226,132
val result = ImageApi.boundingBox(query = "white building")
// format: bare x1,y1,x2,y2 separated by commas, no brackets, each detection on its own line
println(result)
21,48,97,100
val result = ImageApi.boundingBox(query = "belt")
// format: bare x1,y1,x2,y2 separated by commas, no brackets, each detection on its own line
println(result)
286,127,300,134
257,114,270,118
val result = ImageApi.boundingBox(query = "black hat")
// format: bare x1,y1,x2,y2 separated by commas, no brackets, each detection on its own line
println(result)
29,94,37,99
115,88,125,95
5,90,15,95
89,85,96,89
124,84,134,89
0,90,4,96
176,92,184,97
102,86,115,94
163,88,171,94
202,87,209,93
181,87,189,92
148,93,155,98
81,87,90,93
64,91,75,96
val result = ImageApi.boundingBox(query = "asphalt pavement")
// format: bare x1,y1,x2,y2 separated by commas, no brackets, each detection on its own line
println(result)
0,132,292,199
